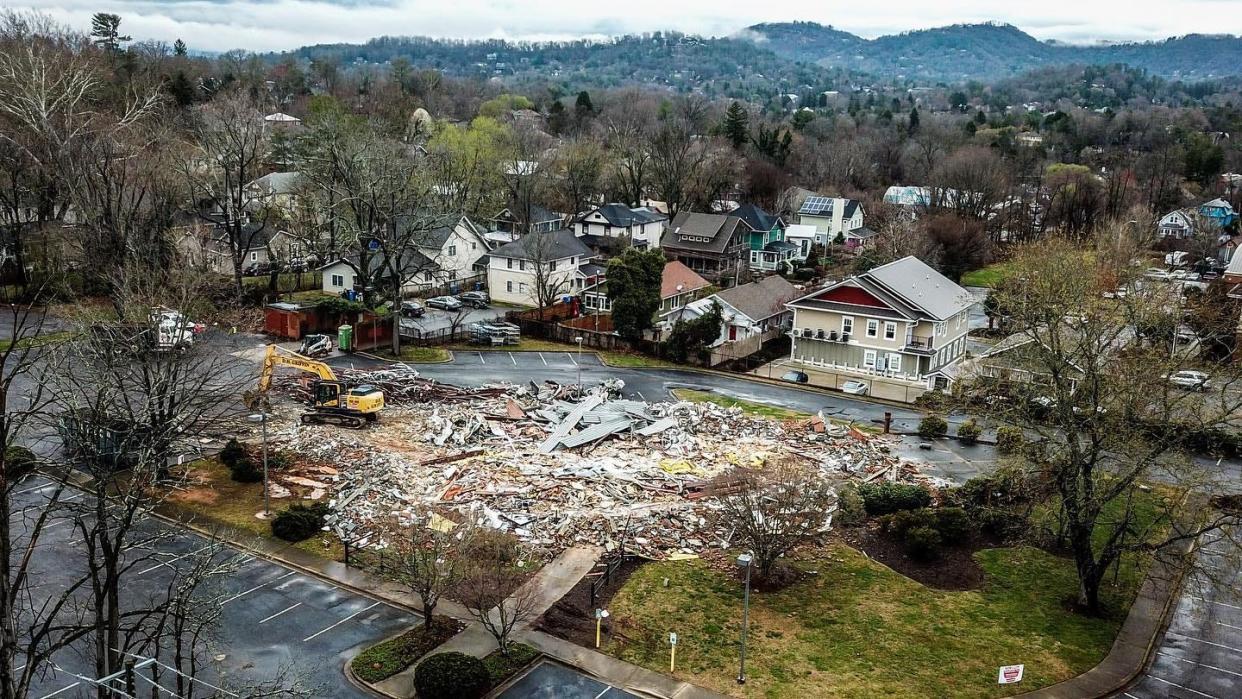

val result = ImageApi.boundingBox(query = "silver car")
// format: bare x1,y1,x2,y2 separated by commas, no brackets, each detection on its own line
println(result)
426,296,463,311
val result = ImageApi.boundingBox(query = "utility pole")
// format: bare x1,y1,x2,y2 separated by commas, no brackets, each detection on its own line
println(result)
736,551,753,684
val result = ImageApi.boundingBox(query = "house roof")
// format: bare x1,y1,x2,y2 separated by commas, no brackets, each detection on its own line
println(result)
799,196,860,219
249,171,302,196
495,204,562,225
405,215,483,250
789,256,973,322
661,261,710,299
732,204,783,233
849,226,879,239
784,224,817,240
661,212,746,254
320,248,438,279
713,275,799,323
264,112,300,123
489,230,592,261
1227,246,1242,277
585,204,667,227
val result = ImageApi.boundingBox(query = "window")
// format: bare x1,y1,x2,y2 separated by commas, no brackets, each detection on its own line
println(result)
866,319,879,338
507,258,513,270
471,242,477,250
447,245,457,256
549,260,557,271
841,316,854,335
424,271,433,282
884,322,897,340
937,322,947,337
250,251,258,262
888,354,902,373
506,281,513,293
863,349,877,369
518,282,527,294
331,274,344,288
519,260,526,272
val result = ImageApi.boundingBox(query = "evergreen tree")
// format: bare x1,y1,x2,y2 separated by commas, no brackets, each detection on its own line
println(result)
574,90,594,118
908,107,920,134
606,248,665,342
90,13,130,52
173,38,187,56
723,101,750,150
168,71,195,107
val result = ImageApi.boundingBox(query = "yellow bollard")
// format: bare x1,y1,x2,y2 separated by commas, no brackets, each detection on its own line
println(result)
670,644,676,673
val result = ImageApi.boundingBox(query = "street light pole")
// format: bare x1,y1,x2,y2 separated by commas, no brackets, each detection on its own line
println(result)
575,335,584,398
736,552,753,685
248,410,271,517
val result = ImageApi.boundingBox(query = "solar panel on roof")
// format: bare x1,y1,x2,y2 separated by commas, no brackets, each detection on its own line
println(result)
800,196,834,215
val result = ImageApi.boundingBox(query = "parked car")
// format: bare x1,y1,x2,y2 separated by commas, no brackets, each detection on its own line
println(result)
457,291,490,308
243,261,277,276
780,370,809,384
400,300,426,318
426,296,463,312
841,380,869,395
1167,370,1211,391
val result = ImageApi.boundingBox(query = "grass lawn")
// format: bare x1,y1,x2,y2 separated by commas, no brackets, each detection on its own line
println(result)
603,542,1147,698
350,618,464,683
960,263,1013,288
482,643,541,687
0,329,76,351
393,346,451,363
671,388,810,420
168,458,343,561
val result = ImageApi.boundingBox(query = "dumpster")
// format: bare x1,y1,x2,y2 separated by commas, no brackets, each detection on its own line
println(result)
338,324,353,352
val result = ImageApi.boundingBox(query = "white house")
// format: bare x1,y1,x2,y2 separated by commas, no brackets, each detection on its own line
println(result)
319,249,439,297
677,275,799,365
486,230,596,307
784,224,818,260
1158,209,1196,239
797,195,865,246
408,215,490,283
244,172,303,214
574,204,668,251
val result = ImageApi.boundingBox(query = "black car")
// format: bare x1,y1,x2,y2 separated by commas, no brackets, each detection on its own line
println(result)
243,261,277,276
400,300,426,318
457,291,490,309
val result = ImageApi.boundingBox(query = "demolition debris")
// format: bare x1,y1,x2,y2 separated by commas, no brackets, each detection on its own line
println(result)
248,371,933,560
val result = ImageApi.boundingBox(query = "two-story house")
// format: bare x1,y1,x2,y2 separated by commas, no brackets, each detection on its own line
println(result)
486,230,595,307
490,204,564,236
660,212,750,286
797,196,865,247
408,215,490,283
783,256,976,402
574,204,668,254
582,261,710,326
732,204,799,272
1159,199,1239,239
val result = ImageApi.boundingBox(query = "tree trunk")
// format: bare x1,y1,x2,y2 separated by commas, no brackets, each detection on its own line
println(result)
423,601,435,630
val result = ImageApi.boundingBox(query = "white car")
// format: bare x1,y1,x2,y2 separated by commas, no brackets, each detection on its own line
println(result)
1167,370,1210,391
841,380,869,395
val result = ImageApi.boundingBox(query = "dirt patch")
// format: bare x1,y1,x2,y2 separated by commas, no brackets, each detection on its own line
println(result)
840,526,994,591
535,556,646,646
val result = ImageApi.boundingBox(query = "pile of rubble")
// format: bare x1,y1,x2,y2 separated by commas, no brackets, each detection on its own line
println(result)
251,378,929,559
269,363,514,404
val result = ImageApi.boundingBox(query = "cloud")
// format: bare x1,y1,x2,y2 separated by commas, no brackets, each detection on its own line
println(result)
9,0,1241,54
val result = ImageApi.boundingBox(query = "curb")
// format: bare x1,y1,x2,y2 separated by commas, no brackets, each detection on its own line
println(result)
343,652,402,699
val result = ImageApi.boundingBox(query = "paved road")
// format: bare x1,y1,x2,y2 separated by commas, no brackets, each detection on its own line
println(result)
11,476,413,698
497,661,642,698
1114,526,1242,699
399,306,505,335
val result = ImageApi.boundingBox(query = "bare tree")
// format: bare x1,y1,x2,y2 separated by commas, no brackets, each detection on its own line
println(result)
378,509,472,630
456,532,538,656
956,234,1242,614
714,463,838,581
552,137,604,219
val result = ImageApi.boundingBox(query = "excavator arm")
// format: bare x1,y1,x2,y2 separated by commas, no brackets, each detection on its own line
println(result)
256,344,339,393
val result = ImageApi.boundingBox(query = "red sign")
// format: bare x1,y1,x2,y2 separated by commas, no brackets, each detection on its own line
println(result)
998,665,1025,684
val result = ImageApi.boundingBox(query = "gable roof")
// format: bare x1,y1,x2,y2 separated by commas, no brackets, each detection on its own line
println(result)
489,229,591,261
661,261,710,299
586,204,667,228
731,204,783,233
248,171,303,195
789,256,973,321
320,248,438,279
799,196,860,219
406,215,484,250
661,212,747,254
713,275,799,322
1227,246,1242,277
494,204,561,225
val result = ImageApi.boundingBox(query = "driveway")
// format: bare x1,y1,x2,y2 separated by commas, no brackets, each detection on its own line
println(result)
12,476,413,698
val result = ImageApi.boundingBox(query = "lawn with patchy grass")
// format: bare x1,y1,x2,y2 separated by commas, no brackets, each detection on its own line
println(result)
671,388,810,420
603,542,1146,698
393,346,451,363
350,618,464,683
0,330,76,352
167,458,343,560
960,263,1012,288
481,643,541,687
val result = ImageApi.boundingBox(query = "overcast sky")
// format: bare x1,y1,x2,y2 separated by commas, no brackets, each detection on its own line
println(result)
12,0,1242,54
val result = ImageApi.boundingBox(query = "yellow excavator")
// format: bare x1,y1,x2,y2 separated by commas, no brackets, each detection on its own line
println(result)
252,345,385,428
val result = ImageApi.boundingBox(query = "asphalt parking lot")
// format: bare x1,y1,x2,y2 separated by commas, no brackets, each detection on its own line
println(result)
12,476,413,698
1115,526,1242,698
497,662,641,698
399,305,504,334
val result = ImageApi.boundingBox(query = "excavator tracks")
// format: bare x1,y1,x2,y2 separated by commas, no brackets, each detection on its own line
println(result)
300,412,367,429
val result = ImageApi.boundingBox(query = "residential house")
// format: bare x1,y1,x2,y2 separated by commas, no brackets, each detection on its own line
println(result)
319,248,439,297
783,224,818,261
408,215,490,283
574,204,668,252
797,196,866,247
962,330,1085,393
582,261,709,322
244,172,304,215
176,221,307,274
783,256,976,402
1199,198,1238,229
733,204,799,272
1157,209,1196,239
486,230,596,307
660,211,750,285
1158,199,1239,239
490,204,564,236
680,274,799,365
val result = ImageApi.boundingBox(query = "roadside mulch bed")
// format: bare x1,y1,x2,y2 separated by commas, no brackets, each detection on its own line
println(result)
536,556,646,647
840,526,1000,591
482,643,541,688
350,616,465,683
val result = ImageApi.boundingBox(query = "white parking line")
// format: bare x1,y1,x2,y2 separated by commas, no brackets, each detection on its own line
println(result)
636,391,645,401
259,602,302,624
539,353,547,366
1216,620,1242,631
1187,595,1242,611
137,546,212,575
13,483,51,496
1160,651,1242,678
567,353,577,366
221,570,297,605
508,352,516,365
1168,632,1242,656
37,683,81,698
1148,675,1217,698
1124,693,1141,699
477,352,485,364
302,601,381,642
594,688,612,699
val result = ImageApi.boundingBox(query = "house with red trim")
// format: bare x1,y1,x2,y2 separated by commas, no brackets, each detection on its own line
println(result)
783,256,976,402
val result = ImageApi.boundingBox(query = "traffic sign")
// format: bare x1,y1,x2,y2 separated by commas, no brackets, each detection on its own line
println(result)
669,632,678,646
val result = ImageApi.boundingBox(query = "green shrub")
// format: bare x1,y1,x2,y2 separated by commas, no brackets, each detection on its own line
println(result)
934,507,972,544
219,439,247,468
879,507,937,535
835,484,867,526
414,652,489,699
904,526,942,561
5,446,38,481
995,426,1025,455
228,455,263,483
975,508,1022,538
858,482,932,516
918,414,948,440
956,419,982,445
271,502,328,542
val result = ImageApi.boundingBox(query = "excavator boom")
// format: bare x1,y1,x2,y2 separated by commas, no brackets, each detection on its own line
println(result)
257,345,339,392
253,344,383,428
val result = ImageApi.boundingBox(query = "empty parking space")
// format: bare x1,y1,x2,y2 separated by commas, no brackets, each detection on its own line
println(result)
496,662,642,698
447,350,602,370
11,476,413,698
